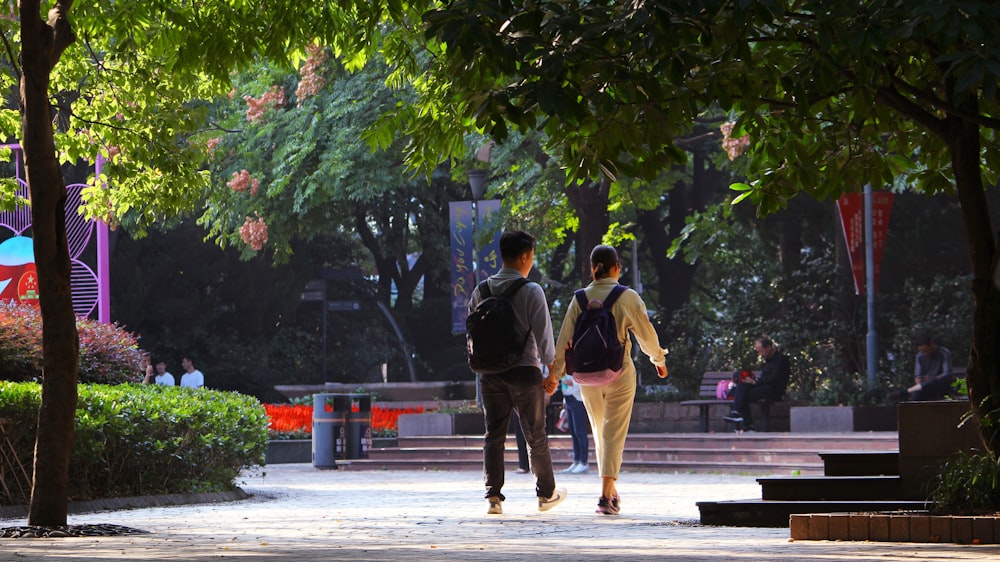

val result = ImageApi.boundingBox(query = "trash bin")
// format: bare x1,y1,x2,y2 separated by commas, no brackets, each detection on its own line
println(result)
312,393,347,468
344,393,372,460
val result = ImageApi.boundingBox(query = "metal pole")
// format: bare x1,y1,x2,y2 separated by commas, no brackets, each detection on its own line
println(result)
864,184,877,387
95,153,111,323
322,290,328,381
471,198,482,408
632,238,642,294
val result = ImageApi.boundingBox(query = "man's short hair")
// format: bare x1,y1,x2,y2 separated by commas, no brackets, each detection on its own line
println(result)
757,337,773,348
499,230,535,263
915,334,933,347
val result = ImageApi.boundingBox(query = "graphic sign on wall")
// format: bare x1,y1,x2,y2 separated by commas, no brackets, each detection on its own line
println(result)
0,144,110,321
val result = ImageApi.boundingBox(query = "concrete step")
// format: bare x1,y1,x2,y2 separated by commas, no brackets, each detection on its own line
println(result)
696,499,929,528
758,475,902,501
369,445,825,466
341,457,825,475
349,432,900,475
396,432,899,452
820,451,899,476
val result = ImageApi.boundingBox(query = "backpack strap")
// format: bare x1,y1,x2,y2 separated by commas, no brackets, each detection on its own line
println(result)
501,277,530,299
476,280,492,299
574,285,628,309
602,284,628,308
479,277,529,301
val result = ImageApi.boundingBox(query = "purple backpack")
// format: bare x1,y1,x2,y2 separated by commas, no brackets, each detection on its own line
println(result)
565,285,627,386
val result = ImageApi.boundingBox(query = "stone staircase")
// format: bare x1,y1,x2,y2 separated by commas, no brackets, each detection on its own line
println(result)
339,432,899,476
696,447,930,527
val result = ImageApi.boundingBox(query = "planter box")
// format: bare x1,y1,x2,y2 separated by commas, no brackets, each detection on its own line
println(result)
898,400,983,499
451,412,485,435
790,405,897,432
265,439,312,464
397,412,485,437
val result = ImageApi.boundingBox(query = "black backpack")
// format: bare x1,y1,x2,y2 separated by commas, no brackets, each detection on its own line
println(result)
466,278,530,372
564,285,627,386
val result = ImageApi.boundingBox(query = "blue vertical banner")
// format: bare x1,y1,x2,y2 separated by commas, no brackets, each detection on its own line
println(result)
450,201,476,333
476,199,502,281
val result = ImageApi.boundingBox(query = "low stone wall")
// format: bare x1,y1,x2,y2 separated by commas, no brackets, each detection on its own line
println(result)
790,405,897,432
630,401,792,433
265,439,312,464
275,381,477,402
791,512,1000,544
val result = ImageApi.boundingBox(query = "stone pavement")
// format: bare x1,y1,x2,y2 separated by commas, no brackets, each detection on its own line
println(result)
1,463,998,561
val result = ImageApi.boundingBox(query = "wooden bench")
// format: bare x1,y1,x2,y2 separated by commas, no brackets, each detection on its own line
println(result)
680,371,781,432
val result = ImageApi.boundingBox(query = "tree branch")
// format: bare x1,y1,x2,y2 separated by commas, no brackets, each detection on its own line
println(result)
47,1,76,68
888,75,1000,131
875,84,949,138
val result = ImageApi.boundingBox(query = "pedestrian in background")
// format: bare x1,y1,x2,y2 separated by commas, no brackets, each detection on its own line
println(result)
560,374,590,474
180,356,205,388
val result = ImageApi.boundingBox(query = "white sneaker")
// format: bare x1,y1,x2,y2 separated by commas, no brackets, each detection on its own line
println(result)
560,463,579,473
570,463,590,474
538,487,567,511
487,496,503,515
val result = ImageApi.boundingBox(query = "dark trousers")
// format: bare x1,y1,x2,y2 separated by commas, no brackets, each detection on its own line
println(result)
912,374,956,401
481,366,555,500
511,414,529,470
564,394,589,464
732,383,782,427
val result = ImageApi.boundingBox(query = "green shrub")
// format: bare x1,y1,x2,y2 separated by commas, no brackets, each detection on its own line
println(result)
0,381,268,505
929,451,1000,515
0,302,141,384
811,371,888,406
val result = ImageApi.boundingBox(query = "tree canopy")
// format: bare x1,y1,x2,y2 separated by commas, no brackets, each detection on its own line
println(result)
362,0,1000,453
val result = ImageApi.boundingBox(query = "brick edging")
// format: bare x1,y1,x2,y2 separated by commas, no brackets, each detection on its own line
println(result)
790,512,1000,544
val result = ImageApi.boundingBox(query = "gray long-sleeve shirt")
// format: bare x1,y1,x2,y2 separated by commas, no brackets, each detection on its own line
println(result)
915,346,951,385
467,268,556,374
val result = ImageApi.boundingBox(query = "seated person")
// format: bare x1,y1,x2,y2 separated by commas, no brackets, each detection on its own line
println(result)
723,337,790,431
906,335,955,401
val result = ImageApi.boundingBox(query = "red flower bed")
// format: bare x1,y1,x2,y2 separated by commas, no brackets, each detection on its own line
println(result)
264,404,312,436
264,403,425,438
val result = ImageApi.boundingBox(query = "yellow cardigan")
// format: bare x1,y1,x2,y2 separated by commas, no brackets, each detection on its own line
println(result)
550,277,667,380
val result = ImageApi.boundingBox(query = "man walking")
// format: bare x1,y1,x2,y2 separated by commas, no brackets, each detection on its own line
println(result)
468,230,566,515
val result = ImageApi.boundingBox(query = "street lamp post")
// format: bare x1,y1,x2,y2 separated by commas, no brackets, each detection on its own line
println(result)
467,168,488,408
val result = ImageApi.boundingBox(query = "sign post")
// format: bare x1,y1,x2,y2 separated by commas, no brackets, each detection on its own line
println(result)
838,187,894,386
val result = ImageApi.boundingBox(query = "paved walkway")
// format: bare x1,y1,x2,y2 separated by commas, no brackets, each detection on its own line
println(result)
2,463,998,560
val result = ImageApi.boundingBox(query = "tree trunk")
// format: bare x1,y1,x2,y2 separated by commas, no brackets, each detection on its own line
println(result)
21,0,80,527
947,107,1000,455
565,179,610,284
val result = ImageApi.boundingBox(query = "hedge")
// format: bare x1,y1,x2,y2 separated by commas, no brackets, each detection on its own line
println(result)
0,381,268,505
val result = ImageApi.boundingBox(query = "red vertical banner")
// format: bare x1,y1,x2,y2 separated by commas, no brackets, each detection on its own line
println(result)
450,202,476,333
837,194,865,294
837,192,894,295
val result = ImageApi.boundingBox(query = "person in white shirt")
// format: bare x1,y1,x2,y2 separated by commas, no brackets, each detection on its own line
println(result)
180,356,205,388
153,360,175,386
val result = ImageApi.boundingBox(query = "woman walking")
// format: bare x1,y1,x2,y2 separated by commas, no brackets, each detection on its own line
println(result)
551,245,668,514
